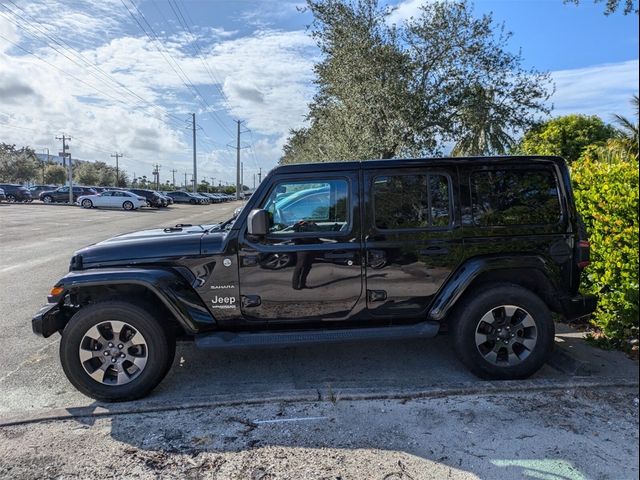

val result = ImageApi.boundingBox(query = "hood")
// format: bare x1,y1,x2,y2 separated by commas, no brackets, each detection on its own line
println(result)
73,224,226,268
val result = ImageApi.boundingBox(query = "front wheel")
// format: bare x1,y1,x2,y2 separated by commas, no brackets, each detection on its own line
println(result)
123,201,134,210
81,199,93,209
60,301,175,402
451,284,554,380
6,194,16,203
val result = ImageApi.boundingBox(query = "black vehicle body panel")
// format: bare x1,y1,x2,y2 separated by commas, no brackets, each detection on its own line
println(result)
32,156,597,339
129,189,167,207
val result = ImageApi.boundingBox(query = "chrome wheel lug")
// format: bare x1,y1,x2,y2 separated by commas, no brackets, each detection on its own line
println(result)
120,353,126,358
118,344,123,349
103,351,109,356
111,358,116,363
108,343,114,348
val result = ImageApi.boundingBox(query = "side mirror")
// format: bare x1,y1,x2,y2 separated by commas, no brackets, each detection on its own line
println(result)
247,209,269,236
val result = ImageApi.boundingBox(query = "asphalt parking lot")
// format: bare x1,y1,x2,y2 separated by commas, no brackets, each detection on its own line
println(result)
0,201,638,419
0,201,638,478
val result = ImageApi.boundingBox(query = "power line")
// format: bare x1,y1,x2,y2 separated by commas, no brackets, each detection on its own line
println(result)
0,2,190,131
120,0,233,138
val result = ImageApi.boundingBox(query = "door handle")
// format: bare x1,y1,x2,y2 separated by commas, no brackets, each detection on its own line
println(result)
420,247,449,255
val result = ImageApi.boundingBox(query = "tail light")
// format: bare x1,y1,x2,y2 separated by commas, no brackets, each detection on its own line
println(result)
577,240,590,269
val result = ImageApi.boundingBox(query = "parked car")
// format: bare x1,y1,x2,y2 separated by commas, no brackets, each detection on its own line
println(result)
0,184,33,202
129,189,167,208
0,187,5,202
200,193,222,203
89,186,108,194
29,185,57,199
77,190,144,211
40,186,97,203
32,156,596,401
166,191,206,204
192,193,210,205
157,192,173,205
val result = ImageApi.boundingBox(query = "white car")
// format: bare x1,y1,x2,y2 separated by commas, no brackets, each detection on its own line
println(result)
77,190,145,211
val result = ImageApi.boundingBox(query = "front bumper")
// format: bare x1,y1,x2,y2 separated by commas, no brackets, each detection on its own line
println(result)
32,303,66,338
560,294,597,321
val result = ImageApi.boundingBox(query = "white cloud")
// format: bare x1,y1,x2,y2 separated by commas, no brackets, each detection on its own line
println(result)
387,0,430,25
550,59,639,120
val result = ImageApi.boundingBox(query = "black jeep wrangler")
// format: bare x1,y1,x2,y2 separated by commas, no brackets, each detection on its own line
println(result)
32,156,596,401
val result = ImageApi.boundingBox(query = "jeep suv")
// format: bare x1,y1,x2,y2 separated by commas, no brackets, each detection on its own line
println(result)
129,188,167,208
32,156,596,401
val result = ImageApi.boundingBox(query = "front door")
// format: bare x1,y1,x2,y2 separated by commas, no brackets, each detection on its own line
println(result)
363,166,462,318
237,172,363,323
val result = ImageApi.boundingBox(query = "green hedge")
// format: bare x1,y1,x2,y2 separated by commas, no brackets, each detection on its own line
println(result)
571,147,639,347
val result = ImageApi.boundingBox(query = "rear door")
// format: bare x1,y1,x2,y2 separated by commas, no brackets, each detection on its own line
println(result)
363,166,463,318
237,171,363,323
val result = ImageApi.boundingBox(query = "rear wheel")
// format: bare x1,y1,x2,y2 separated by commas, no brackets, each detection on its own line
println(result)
123,200,134,210
451,284,554,380
6,194,16,203
42,195,53,204
60,301,175,402
81,199,93,209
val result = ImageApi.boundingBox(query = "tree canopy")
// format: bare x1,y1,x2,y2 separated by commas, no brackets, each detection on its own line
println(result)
281,0,552,164
516,114,617,163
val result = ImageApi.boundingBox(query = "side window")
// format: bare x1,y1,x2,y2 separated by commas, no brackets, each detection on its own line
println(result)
471,169,561,226
59,186,69,193
261,179,349,234
101,191,112,197
373,174,451,230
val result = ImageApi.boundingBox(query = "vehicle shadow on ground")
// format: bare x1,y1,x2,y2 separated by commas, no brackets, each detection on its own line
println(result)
63,338,592,479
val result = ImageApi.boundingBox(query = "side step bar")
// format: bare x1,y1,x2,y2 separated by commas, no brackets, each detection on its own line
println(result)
195,321,440,350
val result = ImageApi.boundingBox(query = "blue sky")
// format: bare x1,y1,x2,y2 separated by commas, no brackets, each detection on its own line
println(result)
0,0,637,185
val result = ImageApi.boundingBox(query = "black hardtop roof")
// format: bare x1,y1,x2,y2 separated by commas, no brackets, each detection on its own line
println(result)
271,155,566,174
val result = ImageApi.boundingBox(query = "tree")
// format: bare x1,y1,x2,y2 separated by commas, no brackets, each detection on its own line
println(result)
451,85,515,156
74,162,99,186
44,164,67,184
0,143,40,183
517,114,617,163
609,95,639,159
563,0,638,15
281,0,551,164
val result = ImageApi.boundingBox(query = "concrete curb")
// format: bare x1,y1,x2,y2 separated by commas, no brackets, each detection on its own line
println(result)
0,377,636,428
548,346,593,376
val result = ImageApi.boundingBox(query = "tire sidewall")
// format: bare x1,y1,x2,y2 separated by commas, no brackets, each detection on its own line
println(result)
123,201,133,210
82,199,92,208
60,302,172,401
452,284,555,380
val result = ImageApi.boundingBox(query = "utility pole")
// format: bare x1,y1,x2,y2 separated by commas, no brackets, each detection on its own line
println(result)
192,113,197,193
110,152,123,187
171,169,177,188
253,173,256,190
152,164,161,191
56,135,72,203
258,167,262,185
184,172,188,189
240,161,244,195
236,120,241,200
41,148,49,183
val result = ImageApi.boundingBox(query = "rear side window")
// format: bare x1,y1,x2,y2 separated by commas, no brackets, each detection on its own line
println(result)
373,174,451,230
471,169,561,226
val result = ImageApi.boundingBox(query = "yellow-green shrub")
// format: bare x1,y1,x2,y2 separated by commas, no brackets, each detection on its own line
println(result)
571,147,639,346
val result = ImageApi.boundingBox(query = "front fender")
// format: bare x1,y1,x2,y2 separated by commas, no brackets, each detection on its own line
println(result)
33,267,216,337
427,255,561,321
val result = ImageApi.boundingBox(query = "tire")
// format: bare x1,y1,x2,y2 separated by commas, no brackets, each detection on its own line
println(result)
42,195,53,204
146,200,152,207
59,301,175,402
450,283,554,380
123,201,134,211
6,194,16,203
81,199,93,209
